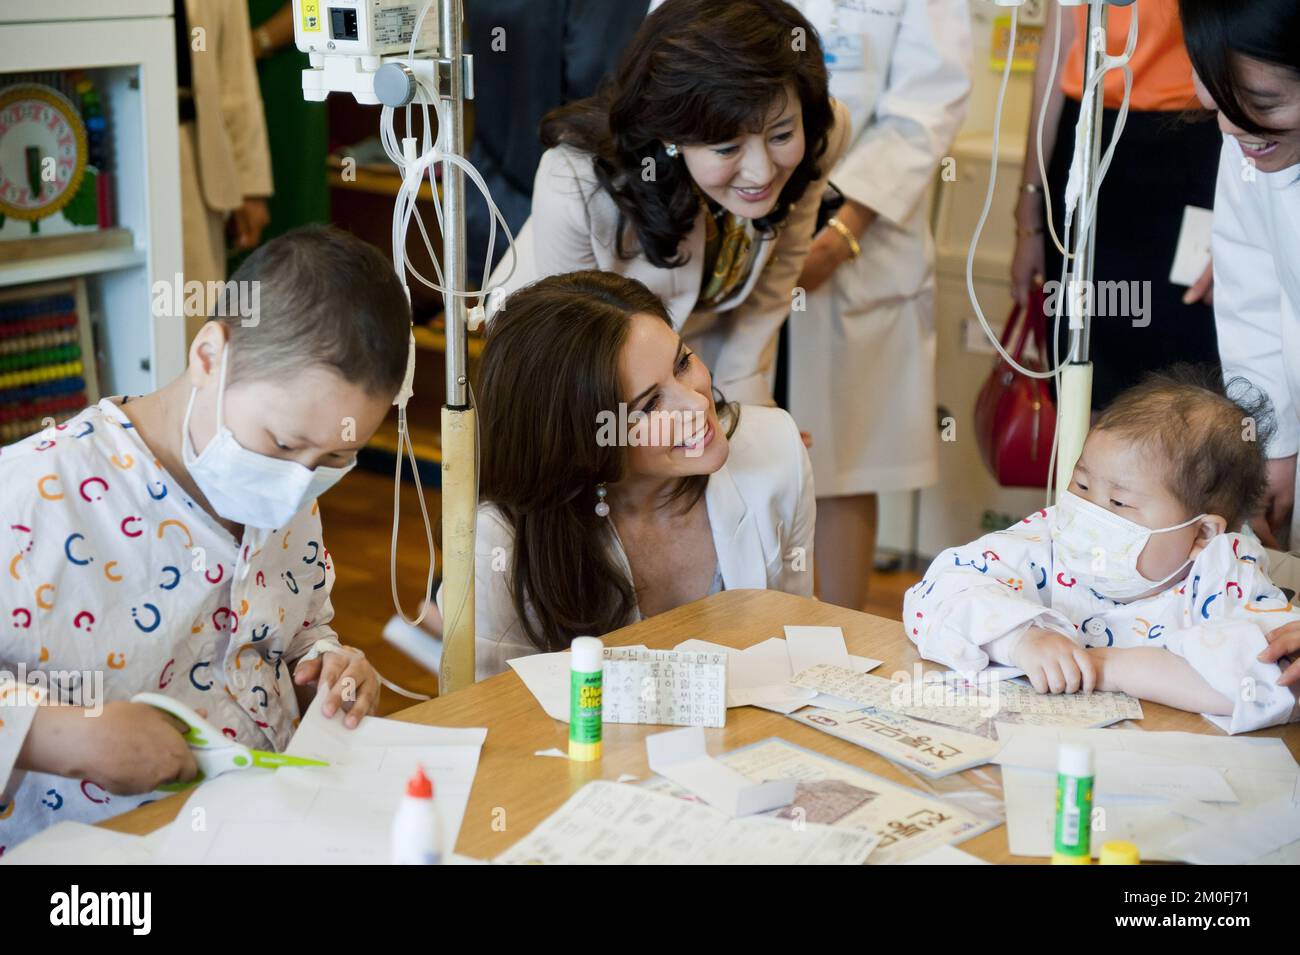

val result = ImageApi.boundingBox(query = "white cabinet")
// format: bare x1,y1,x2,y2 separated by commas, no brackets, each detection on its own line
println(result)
0,0,185,397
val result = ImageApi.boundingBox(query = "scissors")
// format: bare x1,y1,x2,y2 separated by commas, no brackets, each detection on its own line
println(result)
132,691,328,791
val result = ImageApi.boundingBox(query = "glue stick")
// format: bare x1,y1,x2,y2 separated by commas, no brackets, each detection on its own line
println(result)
569,636,603,761
1052,743,1094,865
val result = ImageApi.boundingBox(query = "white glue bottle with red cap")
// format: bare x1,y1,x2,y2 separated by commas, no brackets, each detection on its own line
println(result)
392,765,444,864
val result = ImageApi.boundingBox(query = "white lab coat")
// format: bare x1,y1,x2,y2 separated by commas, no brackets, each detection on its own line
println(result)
785,0,971,496
1212,135,1300,546
437,405,815,680
903,507,1300,734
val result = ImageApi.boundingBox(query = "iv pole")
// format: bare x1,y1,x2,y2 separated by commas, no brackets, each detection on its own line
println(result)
1053,0,1108,498
1053,0,1135,497
435,0,476,694
294,0,477,693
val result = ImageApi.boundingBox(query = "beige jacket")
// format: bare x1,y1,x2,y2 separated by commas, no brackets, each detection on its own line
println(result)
489,100,852,405
185,0,273,211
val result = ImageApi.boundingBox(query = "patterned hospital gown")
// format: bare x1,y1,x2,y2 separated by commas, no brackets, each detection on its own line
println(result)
0,398,342,852
903,508,1300,734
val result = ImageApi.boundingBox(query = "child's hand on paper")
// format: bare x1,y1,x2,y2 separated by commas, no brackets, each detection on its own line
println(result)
1011,627,1097,695
293,646,379,728
21,701,200,794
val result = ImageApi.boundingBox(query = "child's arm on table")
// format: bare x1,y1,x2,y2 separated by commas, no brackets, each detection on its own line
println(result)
15,702,198,794
905,510,1082,681
1089,646,1233,716
1011,627,1098,695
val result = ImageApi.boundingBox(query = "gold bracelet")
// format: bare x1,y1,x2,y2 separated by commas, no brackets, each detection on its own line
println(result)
825,216,861,259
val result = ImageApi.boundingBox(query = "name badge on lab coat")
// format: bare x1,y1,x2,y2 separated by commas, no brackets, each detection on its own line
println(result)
823,33,866,72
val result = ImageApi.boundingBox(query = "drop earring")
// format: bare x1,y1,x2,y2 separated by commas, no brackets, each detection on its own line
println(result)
664,142,679,159
594,483,610,518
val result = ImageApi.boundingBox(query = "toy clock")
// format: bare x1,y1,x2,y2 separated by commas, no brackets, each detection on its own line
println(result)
0,83,90,233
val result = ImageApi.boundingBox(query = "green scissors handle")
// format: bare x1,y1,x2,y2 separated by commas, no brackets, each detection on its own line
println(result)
132,692,328,790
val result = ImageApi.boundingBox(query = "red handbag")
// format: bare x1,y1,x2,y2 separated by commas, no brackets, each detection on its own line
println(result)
974,288,1056,489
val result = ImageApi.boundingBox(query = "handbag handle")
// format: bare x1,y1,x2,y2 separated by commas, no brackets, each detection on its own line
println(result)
1002,299,1035,363
1026,285,1049,366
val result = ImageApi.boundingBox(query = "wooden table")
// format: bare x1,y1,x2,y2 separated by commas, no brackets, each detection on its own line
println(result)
104,589,1300,862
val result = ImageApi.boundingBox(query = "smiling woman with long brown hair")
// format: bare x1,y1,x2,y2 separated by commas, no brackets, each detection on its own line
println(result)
436,271,814,678
485,0,851,406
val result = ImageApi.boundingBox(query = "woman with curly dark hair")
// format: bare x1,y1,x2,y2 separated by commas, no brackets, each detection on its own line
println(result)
486,0,850,406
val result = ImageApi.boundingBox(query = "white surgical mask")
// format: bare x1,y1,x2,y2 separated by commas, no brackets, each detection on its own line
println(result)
182,347,355,529
1050,490,1204,600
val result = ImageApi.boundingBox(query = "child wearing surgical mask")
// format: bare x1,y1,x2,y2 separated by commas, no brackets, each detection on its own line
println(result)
905,366,1300,734
0,227,412,849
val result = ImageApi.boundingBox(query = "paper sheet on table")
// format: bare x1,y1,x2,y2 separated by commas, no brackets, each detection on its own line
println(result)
792,665,993,732
785,625,852,673
995,736,1238,803
0,822,170,865
495,780,879,865
995,723,1300,861
1160,796,1300,864
154,694,486,864
603,647,727,727
952,665,1024,684
782,627,887,713
505,645,647,722
641,736,993,864
903,844,990,865
790,706,1002,778
791,665,1142,733
645,726,796,816
674,635,879,712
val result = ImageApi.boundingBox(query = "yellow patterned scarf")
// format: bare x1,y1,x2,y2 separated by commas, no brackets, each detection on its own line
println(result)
697,198,760,309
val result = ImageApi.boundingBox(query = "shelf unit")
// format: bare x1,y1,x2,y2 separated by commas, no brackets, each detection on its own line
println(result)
0,0,184,401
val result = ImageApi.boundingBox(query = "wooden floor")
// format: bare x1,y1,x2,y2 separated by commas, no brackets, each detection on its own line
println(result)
319,468,922,714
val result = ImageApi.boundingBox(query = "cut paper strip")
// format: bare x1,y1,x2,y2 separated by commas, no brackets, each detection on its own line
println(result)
603,647,727,727
645,726,797,816
508,645,725,726
790,706,1001,778
784,625,852,674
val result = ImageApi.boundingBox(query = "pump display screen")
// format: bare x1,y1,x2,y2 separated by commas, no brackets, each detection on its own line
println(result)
330,7,359,41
